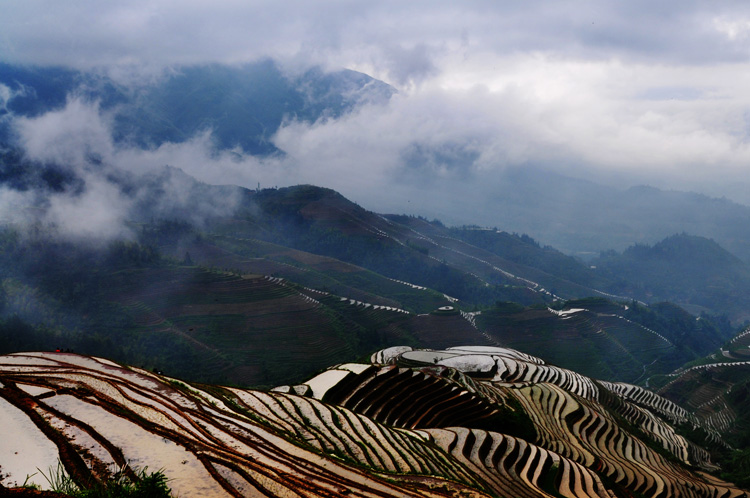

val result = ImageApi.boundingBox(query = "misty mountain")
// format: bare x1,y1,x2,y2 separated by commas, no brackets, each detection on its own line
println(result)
6,60,750,274
209,184,618,306
594,233,750,321
0,174,739,388
471,167,750,264
0,60,394,155
211,184,746,321
7,157,747,322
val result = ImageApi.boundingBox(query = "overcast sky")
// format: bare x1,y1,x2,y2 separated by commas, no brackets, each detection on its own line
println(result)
5,1,750,230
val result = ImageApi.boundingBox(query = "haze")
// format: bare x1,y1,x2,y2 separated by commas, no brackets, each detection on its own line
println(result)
3,1,750,234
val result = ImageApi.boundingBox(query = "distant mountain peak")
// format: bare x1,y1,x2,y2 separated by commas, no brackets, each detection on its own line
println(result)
0,60,395,155
627,232,742,264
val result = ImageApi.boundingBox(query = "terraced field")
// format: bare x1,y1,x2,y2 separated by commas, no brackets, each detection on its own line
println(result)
104,263,535,391
390,312,490,349
77,259,705,390
655,361,750,439
103,267,414,386
0,353,484,496
3,185,727,396
294,346,746,498
17,236,698,391
1,349,747,497
181,235,453,313
384,216,616,301
476,305,684,383
722,326,750,360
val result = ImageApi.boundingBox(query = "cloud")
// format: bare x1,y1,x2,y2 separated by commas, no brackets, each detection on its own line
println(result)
2,98,245,241
43,175,133,240
6,1,750,225
0,82,30,124
266,56,750,210
5,57,750,244
15,97,114,166
5,2,750,79
0,186,37,226
0,83,20,114
383,44,438,87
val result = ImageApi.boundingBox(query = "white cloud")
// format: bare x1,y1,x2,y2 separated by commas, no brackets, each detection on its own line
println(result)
0,186,37,226
713,16,750,41
0,84,13,113
6,1,750,214
43,175,133,241
15,98,114,166
3,2,749,76
6,60,750,241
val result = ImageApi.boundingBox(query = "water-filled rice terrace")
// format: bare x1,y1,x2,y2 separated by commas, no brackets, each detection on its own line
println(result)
2,347,747,497
1,347,747,497
295,346,749,497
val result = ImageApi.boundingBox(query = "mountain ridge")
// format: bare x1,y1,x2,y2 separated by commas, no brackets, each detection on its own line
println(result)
5,60,750,271
469,167,750,265
594,233,750,321
0,60,394,155
0,179,738,387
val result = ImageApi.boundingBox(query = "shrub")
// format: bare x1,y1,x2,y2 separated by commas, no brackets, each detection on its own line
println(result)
37,462,172,498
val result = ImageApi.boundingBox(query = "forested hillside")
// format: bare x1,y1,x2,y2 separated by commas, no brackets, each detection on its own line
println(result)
0,183,737,388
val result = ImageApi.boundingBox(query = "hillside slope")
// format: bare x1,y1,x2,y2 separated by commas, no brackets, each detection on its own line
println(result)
475,299,721,383
0,183,734,387
212,185,628,307
594,233,750,321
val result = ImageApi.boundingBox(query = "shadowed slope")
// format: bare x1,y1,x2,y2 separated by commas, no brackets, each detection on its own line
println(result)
293,346,747,498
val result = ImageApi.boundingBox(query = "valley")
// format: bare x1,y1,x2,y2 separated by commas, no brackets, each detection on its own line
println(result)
2,181,749,495
0,184,737,388
2,57,750,497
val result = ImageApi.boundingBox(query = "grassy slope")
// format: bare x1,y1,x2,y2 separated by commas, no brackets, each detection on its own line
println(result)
476,300,722,383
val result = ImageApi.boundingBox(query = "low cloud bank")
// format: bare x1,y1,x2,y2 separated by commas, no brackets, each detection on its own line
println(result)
4,60,750,245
